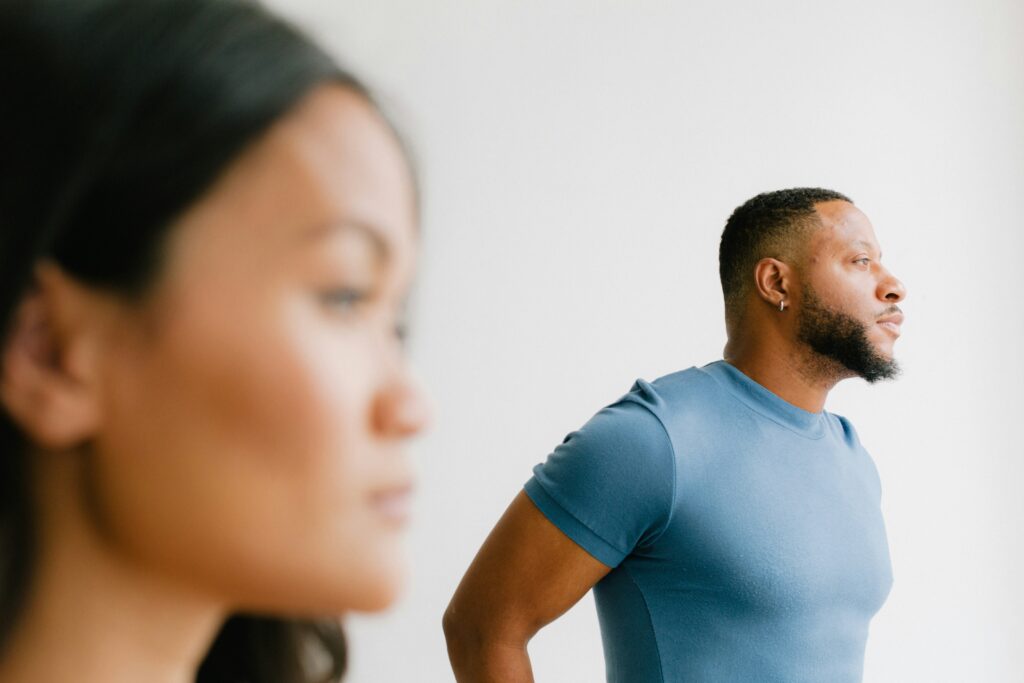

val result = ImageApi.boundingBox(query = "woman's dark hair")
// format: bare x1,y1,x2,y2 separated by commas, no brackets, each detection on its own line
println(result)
0,0,384,680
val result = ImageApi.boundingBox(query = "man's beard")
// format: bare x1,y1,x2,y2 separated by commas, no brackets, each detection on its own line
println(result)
796,287,900,383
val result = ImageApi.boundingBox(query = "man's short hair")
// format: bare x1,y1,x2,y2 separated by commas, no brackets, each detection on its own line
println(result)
718,187,852,318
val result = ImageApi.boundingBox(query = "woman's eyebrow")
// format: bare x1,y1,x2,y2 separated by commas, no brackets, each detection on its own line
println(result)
301,219,390,262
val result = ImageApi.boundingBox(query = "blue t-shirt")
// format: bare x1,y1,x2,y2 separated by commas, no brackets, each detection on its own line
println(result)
524,361,893,682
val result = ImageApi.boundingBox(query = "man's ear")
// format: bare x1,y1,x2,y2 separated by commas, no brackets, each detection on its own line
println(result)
752,257,792,310
0,263,109,450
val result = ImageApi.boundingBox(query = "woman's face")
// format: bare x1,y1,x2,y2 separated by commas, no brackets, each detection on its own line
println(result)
89,85,428,614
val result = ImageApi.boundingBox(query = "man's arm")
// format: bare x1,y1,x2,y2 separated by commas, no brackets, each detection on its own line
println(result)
443,490,612,682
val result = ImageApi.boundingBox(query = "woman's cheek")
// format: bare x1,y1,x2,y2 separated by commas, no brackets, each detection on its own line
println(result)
90,292,401,611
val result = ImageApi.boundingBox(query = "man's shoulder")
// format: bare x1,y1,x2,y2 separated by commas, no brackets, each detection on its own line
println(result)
823,411,864,449
618,363,724,416
556,366,719,459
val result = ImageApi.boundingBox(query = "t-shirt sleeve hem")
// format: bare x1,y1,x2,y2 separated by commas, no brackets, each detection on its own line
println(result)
523,478,625,568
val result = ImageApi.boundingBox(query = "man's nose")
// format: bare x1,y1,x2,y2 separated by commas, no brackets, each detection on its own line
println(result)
878,268,906,303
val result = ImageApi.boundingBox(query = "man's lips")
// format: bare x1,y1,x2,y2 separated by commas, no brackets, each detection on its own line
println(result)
876,311,904,337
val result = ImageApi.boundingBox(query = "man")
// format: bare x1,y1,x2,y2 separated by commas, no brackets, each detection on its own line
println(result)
443,188,905,682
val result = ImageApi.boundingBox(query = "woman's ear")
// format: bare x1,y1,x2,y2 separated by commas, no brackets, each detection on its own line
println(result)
0,263,108,450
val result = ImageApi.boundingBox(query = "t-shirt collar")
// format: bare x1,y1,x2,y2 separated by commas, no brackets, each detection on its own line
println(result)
699,360,827,439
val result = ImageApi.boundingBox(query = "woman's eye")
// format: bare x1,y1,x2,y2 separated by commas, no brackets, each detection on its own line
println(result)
319,288,368,310
855,257,871,267
394,320,409,344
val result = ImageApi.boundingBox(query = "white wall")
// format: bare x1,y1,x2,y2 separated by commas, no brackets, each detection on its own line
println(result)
267,2,1024,680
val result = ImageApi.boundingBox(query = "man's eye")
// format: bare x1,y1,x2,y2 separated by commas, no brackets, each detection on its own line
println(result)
855,257,871,266
319,288,368,309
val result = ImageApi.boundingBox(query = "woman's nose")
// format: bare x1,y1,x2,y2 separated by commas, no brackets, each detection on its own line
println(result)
373,375,432,438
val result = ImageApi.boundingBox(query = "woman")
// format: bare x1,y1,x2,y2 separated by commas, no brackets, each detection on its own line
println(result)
0,0,429,681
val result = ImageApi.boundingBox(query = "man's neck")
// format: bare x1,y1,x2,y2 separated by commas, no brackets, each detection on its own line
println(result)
723,339,840,414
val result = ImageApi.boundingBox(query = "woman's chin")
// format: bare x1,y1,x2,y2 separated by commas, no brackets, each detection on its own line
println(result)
313,556,409,614
348,565,408,613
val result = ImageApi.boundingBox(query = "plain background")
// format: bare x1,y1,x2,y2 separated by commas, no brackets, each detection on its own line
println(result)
267,2,1023,681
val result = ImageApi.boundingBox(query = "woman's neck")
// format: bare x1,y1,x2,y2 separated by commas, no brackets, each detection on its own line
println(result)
0,454,226,683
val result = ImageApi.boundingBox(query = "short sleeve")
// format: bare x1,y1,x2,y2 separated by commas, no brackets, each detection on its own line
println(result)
524,399,676,568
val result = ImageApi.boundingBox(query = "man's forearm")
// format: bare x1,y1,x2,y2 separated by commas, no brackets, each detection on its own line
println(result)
442,492,610,680
443,613,534,683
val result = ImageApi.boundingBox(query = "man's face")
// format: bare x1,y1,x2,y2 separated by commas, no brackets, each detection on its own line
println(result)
795,200,907,383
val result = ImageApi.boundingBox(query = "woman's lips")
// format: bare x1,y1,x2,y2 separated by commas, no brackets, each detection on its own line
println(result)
369,484,414,525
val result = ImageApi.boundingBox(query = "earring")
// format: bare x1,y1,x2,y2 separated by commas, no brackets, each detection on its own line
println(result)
779,300,785,312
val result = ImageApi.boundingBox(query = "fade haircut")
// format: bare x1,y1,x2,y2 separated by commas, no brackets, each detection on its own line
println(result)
718,187,852,319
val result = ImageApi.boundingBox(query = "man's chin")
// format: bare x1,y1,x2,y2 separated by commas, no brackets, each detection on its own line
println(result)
856,354,901,383
797,290,903,384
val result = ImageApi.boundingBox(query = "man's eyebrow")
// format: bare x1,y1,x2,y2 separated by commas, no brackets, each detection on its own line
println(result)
302,220,390,261
851,239,882,258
